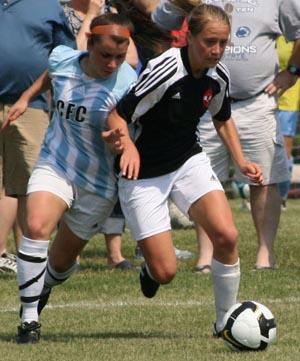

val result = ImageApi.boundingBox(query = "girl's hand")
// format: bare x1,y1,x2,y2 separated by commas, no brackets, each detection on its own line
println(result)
120,141,140,180
102,128,125,154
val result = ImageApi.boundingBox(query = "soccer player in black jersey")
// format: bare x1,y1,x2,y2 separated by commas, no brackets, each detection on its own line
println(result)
103,4,263,336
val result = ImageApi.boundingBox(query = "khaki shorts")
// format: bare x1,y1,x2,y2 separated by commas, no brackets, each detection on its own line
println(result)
197,93,289,185
0,103,49,196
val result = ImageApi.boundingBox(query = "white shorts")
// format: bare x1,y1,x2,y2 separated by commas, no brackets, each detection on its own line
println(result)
118,153,223,241
28,162,116,240
197,92,289,185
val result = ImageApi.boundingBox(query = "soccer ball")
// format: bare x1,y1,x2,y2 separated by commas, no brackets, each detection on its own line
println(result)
221,301,277,351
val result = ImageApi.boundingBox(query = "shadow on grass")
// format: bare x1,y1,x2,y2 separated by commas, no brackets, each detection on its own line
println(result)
0,330,205,343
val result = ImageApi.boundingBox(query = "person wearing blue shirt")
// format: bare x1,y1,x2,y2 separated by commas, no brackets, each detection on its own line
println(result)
0,0,75,272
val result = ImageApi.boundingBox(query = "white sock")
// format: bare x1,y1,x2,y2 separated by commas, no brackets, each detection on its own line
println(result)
211,258,240,331
42,261,79,294
17,236,49,323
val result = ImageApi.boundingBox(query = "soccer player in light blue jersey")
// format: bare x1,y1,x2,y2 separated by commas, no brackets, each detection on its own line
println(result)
5,13,137,344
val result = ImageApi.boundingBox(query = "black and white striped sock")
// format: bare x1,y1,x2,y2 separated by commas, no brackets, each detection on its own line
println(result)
42,261,79,293
17,236,49,323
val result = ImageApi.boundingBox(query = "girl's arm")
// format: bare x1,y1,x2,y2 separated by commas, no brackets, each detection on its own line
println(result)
103,108,140,180
213,117,263,184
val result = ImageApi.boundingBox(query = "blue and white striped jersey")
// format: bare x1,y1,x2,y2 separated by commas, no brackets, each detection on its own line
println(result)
40,45,137,199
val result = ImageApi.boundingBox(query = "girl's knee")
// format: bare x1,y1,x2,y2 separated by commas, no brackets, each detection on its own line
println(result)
151,263,177,284
26,218,50,240
214,227,238,252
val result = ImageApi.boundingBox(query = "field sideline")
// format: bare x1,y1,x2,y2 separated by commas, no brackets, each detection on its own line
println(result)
0,199,299,361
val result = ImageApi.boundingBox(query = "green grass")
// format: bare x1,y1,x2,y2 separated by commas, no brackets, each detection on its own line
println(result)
1,199,300,361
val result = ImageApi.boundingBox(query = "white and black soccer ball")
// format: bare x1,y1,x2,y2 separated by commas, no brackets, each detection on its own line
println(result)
221,301,277,351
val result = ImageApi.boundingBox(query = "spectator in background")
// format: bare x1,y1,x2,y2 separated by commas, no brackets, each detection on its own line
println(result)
130,0,159,15
276,35,300,210
62,0,138,65
152,0,300,271
113,0,173,68
100,200,132,269
0,192,20,273
0,0,75,272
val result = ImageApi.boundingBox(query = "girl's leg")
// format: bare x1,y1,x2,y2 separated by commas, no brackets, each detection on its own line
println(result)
35,189,117,318
189,190,240,332
17,191,67,325
39,220,87,303
194,222,213,273
139,230,176,298
48,220,87,272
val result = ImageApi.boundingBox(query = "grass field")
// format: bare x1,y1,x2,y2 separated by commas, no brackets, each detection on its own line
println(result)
0,199,299,361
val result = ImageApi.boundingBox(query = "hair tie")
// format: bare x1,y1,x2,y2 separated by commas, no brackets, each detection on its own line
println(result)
89,24,130,38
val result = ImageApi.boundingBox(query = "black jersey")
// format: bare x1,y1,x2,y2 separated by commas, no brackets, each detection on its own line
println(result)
117,46,231,179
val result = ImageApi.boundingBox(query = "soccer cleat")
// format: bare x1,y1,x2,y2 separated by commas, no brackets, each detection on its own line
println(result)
0,253,17,273
16,321,41,344
140,264,160,298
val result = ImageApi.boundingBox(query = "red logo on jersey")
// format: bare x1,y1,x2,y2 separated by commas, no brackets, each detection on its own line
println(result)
203,89,213,108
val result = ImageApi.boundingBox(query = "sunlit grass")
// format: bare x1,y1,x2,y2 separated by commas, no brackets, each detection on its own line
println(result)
0,199,299,361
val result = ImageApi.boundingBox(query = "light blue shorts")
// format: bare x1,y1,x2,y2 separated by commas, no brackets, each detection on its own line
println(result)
277,110,300,137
